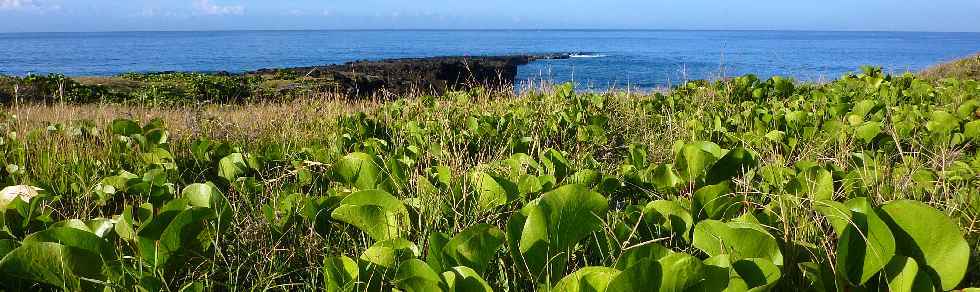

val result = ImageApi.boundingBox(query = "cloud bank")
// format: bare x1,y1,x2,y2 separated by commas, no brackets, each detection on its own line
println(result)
192,0,243,16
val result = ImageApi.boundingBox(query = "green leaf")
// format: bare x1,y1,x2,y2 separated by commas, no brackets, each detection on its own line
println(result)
0,239,19,258
614,242,673,270
692,220,783,266
733,258,781,291
540,149,572,182
553,266,620,292
441,266,493,292
393,259,444,292
181,183,232,230
675,142,724,184
335,152,385,190
607,253,705,292
360,238,420,269
658,253,707,291
790,166,834,201
813,200,851,235
539,184,609,251
880,200,970,290
0,241,107,290
964,120,980,140
323,256,359,292
331,189,408,241
23,227,113,259
606,258,662,292
649,164,684,191
471,171,520,210
883,256,919,292
507,184,608,283
799,262,838,292
111,118,141,136
691,181,739,221
836,197,895,285
643,200,694,241
925,110,960,135
439,224,505,274
854,121,882,144
156,207,215,269
705,147,757,185
218,153,248,184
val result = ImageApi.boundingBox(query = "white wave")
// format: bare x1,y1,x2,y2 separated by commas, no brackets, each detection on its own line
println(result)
569,53,608,58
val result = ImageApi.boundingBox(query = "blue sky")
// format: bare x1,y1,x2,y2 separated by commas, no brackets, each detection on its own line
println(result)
1,0,979,32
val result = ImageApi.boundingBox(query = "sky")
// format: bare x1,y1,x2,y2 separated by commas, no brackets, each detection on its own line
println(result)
1,0,979,33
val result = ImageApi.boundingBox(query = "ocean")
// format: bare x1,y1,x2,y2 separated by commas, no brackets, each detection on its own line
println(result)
1,30,978,90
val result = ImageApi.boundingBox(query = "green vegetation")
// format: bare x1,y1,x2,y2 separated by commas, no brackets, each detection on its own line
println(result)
0,66,978,291
0,72,330,105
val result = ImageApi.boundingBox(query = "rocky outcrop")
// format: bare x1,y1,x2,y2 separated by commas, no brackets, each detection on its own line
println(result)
248,53,574,97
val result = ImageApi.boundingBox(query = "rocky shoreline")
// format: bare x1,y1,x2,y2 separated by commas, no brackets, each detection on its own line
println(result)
0,53,584,103
245,53,577,96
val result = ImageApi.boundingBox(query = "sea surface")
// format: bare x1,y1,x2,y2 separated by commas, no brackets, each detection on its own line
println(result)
1,30,979,90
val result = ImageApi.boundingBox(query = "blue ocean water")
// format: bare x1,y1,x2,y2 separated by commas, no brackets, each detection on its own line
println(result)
1,30,978,89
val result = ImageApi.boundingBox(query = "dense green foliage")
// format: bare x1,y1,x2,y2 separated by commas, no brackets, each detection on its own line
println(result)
0,67,978,291
0,72,317,105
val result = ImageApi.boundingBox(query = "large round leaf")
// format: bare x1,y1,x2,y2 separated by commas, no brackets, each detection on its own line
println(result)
643,200,694,241
323,256,359,292
692,220,783,266
789,166,835,201
23,227,114,259
836,197,895,285
675,142,724,184
607,253,705,292
538,184,609,251
441,266,493,292
155,207,216,269
331,189,408,241
0,241,107,290
705,147,757,185
606,258,663,292
110,118,141,136
440,224,505,274
691,181,740,221
658,253,707,291
181,183,232,229
614,242,673,270
649,164,684,191
552,266,620,292
217,153,249,184
360,238,420,269
883,256,919,292
335,152,385,190
507,184,608,283
880,200,970,290
393,259,443,292
470,171,520,211
733,258,781,291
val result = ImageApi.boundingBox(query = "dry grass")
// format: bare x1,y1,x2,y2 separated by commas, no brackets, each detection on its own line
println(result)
7,94,381,145
919,53,980,80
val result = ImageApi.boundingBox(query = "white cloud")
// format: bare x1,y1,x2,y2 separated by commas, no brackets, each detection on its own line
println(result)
0,0,33,10
0,0,60,13
192,0,244,16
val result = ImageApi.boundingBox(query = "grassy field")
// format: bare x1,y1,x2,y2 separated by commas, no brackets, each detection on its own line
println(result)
0,65,978,291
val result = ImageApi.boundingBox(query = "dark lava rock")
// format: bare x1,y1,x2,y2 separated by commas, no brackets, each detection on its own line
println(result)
249,54,565,97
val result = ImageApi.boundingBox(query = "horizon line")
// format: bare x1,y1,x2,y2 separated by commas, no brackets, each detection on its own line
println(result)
2,28,980,35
